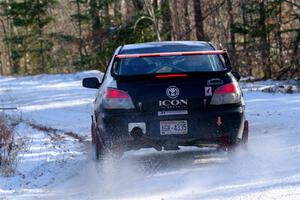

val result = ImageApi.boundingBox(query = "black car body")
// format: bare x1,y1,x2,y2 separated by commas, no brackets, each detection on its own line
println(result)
83,41,248,159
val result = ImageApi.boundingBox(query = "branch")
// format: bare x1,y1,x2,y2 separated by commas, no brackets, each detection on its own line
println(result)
133,15,154,32
203,0,226,20
142,0,161,41
142,0,152,16
284,0,300,8
0,18,7,37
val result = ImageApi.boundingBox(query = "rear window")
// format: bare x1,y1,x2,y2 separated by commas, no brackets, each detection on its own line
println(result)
113,55,225,76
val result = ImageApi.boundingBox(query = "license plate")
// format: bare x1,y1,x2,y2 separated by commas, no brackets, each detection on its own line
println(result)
160,120,188,135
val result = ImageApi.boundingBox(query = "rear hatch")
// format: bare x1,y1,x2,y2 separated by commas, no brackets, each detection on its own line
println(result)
113,50,232,115
116,75,229,115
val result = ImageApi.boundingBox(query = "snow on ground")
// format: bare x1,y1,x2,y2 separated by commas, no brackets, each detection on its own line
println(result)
0,71,102,135
240,78,300,93
0,71,101,196
0,72,299,200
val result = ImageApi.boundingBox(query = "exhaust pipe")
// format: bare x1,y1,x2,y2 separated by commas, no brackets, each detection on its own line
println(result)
130,127,162,151
130,127,143,139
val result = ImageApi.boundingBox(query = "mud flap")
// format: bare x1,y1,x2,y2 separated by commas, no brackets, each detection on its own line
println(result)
242,120,249,144
91,117,105,160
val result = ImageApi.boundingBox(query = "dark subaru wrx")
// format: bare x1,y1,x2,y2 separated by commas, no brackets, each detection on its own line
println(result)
83,41,248,159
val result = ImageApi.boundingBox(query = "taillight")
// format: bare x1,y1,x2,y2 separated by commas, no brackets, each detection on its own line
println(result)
106,88,130,98
210,82,241,105
102,88,135,109
214,84,236,94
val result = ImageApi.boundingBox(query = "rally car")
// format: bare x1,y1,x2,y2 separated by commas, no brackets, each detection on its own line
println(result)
83,41,248,160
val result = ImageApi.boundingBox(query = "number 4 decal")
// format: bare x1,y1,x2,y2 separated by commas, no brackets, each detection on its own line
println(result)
205,86,212,96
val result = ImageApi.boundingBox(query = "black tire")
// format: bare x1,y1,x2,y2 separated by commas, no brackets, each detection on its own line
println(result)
91,122,126,161
227,120,249,156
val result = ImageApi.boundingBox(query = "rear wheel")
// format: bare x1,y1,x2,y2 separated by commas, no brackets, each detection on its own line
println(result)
91,122,125,161
227,120,249,153
217,120,249,154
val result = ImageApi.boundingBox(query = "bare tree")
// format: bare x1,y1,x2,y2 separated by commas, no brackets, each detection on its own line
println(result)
227,0,236,69
259,1,272,79
143,0,161,41
193,0,205,40
160,0,172,40
184,0,191,40
170,0,181,40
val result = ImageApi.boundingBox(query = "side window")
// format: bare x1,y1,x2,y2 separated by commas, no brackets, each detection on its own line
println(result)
101,60,111,83
112,60,119,74
218,54,226,66
102,48,120,82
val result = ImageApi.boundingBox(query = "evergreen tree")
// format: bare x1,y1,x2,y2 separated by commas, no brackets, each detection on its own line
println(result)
70,0,89,69
0,0,57,74
232,0,284,79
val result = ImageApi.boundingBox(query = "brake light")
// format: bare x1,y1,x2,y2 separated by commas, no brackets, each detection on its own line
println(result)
210,82,241,105
106,88,130,98
155,74,188,78
103,88,135,109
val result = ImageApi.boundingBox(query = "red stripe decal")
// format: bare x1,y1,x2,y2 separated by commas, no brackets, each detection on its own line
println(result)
115,50,226,59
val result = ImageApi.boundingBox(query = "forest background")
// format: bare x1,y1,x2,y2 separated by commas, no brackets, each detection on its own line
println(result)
0,0,299,80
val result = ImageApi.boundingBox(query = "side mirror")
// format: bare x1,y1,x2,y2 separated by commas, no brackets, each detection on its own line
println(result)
232,71,241,81
82,77,101,89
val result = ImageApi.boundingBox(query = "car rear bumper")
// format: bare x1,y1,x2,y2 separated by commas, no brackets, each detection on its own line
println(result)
98,106,245,149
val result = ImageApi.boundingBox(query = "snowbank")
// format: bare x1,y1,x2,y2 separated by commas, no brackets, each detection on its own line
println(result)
240,78,300,93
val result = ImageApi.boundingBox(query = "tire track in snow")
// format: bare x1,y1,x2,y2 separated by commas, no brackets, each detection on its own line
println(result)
25,121,87,143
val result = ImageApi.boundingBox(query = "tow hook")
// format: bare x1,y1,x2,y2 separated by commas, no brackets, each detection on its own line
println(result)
130,127,162,151
217,116,222,126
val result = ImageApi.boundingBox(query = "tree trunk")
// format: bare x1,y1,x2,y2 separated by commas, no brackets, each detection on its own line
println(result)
103,0,110,29
259,1,271,79
291,30,300,78
143,0,161,41
227,0,236,70
193,0,205,40
0,17,13,75
0,52,3,75
132,0,144,11
153,0,158,9
240,0,252,75
160,0,171,40
170,0,181,40
75,0,84,68
113,0,122,22
240,0,247,50
276,3,283,70
184,0,190,40
90,0,102,51
37,4,45,73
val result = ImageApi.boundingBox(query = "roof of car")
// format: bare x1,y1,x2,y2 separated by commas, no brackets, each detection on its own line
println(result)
119,41,215,54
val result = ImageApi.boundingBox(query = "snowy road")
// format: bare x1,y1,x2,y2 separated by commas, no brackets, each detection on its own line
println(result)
0,72,299,199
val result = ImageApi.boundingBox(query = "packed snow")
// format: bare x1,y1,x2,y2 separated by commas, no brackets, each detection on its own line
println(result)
0,71,299,200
